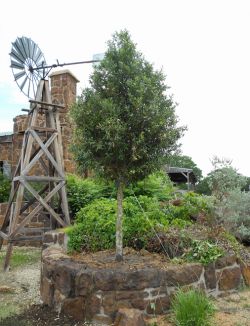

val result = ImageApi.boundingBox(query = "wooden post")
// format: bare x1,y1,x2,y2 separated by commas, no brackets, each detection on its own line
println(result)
0,79,70,271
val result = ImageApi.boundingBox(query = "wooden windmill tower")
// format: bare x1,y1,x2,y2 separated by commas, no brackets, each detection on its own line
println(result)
0,37,71,271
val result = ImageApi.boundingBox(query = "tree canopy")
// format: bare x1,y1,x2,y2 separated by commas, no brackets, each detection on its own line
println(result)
196,157,247,197
71,30,185,183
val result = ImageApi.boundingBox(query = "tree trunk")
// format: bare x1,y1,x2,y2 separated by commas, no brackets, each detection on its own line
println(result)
116,180,124,261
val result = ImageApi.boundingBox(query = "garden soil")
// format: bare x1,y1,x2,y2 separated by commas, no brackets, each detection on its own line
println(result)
0,247,250,326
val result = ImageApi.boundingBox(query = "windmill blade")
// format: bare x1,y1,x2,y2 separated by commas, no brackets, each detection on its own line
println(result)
28,38,36,60
27,78,31,98
20,75,28,91
10,36,48,98
26,37,32,58
10,48,25,64
13,38,27,62
19,37,29,59
10,60,24,70
14,70,26,81
33,48,43,64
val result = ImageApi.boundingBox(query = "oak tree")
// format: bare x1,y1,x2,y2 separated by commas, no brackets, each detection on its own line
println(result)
71,30,185,261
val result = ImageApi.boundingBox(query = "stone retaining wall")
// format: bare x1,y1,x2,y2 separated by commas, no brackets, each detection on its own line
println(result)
40,235,246,325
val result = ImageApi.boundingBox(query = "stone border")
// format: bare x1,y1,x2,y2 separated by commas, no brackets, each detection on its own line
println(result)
40,231,245,325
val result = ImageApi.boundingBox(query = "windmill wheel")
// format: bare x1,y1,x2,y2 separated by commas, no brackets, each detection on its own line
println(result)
10,36,48,99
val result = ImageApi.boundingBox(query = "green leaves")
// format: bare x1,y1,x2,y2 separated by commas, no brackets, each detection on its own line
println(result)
0,173,11,203
183,239,223,265
66,195,169,252
70,30,185,183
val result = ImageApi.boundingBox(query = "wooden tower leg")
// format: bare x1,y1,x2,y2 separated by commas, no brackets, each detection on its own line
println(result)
3,243,13,272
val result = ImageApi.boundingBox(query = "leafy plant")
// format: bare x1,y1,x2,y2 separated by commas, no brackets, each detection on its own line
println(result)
163,192,212,223
66,174,114,217
211,188,250,242
66,196,169,252
0,172,11,203
171,288,215,326
125,171,175,201
183,239,223,265
66,171,175,218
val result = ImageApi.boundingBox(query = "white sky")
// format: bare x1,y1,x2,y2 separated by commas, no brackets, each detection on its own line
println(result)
1,0,250,177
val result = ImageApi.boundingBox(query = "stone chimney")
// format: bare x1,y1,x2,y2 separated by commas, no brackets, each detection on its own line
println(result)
50,69,79,110
50,70,79,173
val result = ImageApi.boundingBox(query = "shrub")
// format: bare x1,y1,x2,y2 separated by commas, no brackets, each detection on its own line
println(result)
66,171,174,218
66,198,117,252
0,173,11,203
183,239,223,265
171,288,215,326
66,174,114,217
163,192,212,223
67,196,169,252
211,189,250,243
125,171,174,201
123,196,168,249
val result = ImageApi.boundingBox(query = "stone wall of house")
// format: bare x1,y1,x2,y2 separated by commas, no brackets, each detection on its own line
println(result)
50,70,79,173
0,134,13,176
40,237,247,325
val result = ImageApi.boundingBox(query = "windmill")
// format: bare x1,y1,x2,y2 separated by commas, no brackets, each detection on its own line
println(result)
0,37,99,271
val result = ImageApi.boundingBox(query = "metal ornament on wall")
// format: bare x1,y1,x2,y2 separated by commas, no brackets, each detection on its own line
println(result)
10,37,49,99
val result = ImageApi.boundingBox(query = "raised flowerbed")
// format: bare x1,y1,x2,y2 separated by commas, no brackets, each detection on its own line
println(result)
40,231,245,325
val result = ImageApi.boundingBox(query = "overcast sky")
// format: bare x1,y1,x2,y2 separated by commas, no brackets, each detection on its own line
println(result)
1,0,250,177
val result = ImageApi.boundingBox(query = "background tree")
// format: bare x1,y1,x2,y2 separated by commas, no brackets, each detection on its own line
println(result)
71,30,185,261
203,157,250,242
207,156,247,200
166,154,203,182
196,157,247,196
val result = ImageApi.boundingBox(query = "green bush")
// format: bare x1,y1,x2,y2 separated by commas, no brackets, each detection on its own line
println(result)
66,198,117,252
65,174,213,253
0,173,11,203
125,171,174,201
211,188,250,242
66,171,174,218
183,239,223,265
171,288,215,326
66,174,114,217
66,196,169,252
163,192,212,223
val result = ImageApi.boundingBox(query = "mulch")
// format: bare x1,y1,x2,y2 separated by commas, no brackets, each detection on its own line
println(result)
0,304,93,326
